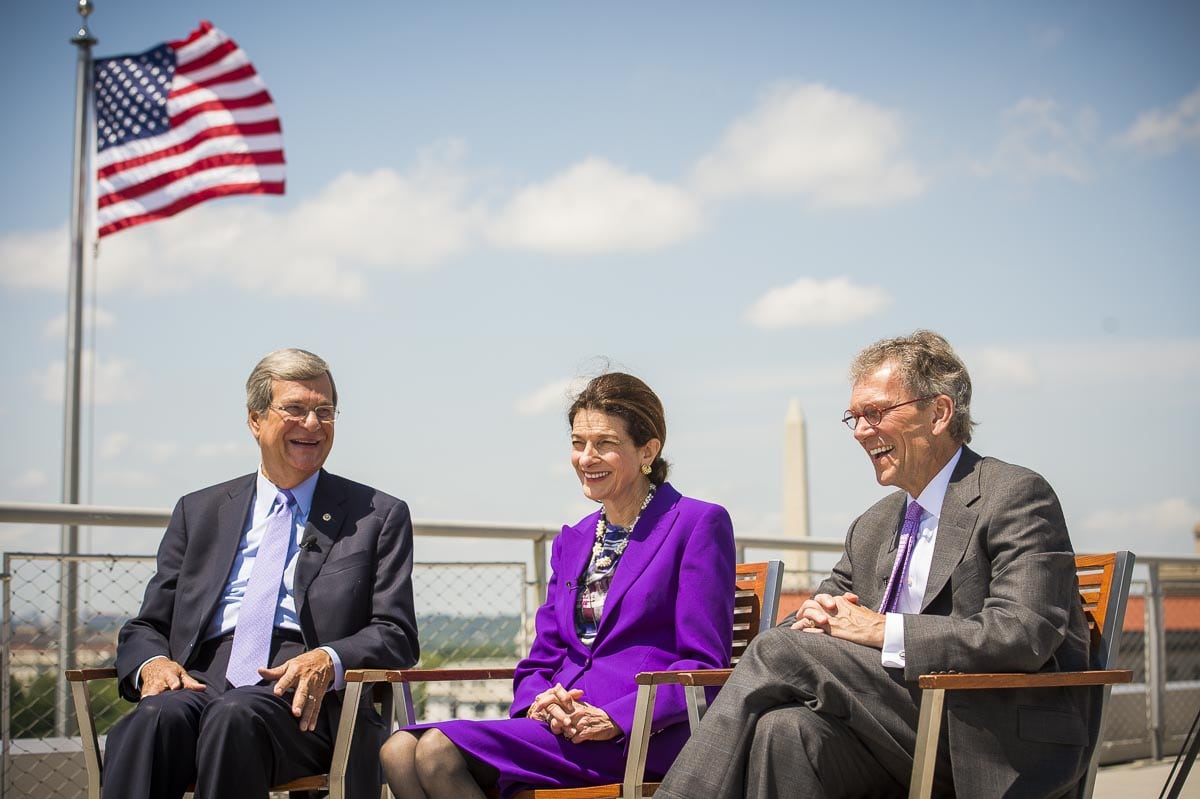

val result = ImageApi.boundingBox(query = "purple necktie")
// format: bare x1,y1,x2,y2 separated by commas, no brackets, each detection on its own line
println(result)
227,488,295,687
878,500,924,614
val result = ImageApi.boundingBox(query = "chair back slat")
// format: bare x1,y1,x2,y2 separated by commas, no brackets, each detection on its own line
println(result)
1074,551,1135,670
730,561,784,665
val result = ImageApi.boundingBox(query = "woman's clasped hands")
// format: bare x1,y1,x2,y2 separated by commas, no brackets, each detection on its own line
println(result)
527,683,621,743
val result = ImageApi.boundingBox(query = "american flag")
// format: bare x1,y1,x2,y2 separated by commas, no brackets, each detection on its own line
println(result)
93,21,285,238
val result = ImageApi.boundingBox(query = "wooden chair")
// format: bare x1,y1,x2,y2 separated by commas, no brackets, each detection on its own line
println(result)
908,551,1136,799
363,559,784,799
66,666,398,799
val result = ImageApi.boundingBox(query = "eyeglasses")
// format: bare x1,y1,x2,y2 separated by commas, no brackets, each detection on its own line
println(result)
271,404,340,423
841,396,931,431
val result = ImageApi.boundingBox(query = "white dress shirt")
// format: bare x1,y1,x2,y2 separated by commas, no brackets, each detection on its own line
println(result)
881,447,963,668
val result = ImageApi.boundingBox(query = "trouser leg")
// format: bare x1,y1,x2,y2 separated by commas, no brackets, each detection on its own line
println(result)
746,703,904,799
657,626,937,799
101,689,212,799
192,686,336,799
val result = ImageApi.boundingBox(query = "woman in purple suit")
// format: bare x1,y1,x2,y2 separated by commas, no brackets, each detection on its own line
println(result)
381,372,736,799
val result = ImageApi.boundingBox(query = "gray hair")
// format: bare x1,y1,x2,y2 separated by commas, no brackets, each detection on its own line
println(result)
849,330,976,444
245,348,337,413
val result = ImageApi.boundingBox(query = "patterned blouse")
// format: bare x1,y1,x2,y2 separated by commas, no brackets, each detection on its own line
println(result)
574,521,634,647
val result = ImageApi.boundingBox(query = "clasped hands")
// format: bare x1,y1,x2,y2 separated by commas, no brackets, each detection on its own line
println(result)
138,648,334,732
526,683,620,743
790,591,887,649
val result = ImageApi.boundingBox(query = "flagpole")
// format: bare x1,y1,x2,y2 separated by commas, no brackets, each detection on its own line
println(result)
57,0,96,738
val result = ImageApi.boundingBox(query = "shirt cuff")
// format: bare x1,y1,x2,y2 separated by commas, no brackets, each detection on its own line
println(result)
135,655,168,689
881,612,906,668
319,645,345,690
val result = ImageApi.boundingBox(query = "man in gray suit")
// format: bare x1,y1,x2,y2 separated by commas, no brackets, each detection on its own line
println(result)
657,330,1095,798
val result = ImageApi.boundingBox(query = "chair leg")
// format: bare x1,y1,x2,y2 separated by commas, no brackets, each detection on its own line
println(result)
328,681,365,799
69,678,103,799
621,683,658,799
685,685,708,731
908,688,944,799
1079,685,1114,798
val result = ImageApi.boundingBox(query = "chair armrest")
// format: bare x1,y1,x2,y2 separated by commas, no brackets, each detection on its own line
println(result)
329,669,416,799
377,668,517,684
636,668,734,688
66,668,118,682
917,669,1133,690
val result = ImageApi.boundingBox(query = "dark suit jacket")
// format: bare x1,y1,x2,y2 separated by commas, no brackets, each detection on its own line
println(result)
115,469,419,794
819,446,1095,797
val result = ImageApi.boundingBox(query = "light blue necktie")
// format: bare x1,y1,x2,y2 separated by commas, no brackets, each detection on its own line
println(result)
878,501,924,614
226,489,295,687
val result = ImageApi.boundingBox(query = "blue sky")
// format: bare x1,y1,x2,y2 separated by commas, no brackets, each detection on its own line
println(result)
1,1,1198,565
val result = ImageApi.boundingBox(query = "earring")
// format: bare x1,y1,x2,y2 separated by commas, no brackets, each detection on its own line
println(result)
641,463,652,475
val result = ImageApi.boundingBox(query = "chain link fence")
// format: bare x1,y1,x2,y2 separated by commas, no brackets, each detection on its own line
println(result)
2,553,531,799
6,552,1200,798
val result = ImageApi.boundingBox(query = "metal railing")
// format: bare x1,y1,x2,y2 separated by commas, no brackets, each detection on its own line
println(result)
2,500,1198,798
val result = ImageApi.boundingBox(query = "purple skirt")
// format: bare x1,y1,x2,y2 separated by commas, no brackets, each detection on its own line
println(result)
404,716,689,798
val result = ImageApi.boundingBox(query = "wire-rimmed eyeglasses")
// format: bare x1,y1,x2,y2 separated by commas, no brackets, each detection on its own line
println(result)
271,404,340,423
841,396,931,431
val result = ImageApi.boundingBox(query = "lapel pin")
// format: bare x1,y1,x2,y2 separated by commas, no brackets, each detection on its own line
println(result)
322,513,332,522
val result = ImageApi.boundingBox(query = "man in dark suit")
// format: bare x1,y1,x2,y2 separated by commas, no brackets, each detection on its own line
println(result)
657,330,1095,798
103,348,419,799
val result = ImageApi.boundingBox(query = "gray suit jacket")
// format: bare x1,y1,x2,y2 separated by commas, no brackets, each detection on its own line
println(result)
818,446,1096,797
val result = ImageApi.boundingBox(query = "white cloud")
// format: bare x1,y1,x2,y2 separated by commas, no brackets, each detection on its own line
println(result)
43,307,117,340
691,82,924,207
11,468,49,490
0,143,481,302
195,441,250,459
1038,337,1200,382
1116,86,1200,155
516,377,588,416
489,158,703,255
33,350,144,405
963,338,1200,390
142,441,178,465
99,432,130,460
0,227,69,292
745,277,891,329
973,347,1039,387
1079,498,1199,535
973,97,1096,182
95,468,157,489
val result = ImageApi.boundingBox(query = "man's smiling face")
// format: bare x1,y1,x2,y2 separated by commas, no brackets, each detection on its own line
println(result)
248,375,336,488
848,362,947,498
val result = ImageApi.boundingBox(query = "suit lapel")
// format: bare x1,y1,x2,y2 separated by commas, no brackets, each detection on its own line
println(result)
921,448,981,611
593,486,678,638
294,470,344,618
193,474,255,650
558,515,598,652
873,493,908,602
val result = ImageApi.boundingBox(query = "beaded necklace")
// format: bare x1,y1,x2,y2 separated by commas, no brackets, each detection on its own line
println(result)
591,483,656,571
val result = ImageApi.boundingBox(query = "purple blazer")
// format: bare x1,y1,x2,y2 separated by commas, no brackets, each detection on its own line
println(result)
511,482,736,741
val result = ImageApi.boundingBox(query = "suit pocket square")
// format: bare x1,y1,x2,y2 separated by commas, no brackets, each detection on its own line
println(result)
1017,705,1088,746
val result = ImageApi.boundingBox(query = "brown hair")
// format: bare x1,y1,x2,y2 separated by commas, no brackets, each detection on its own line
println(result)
568,372,670,483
